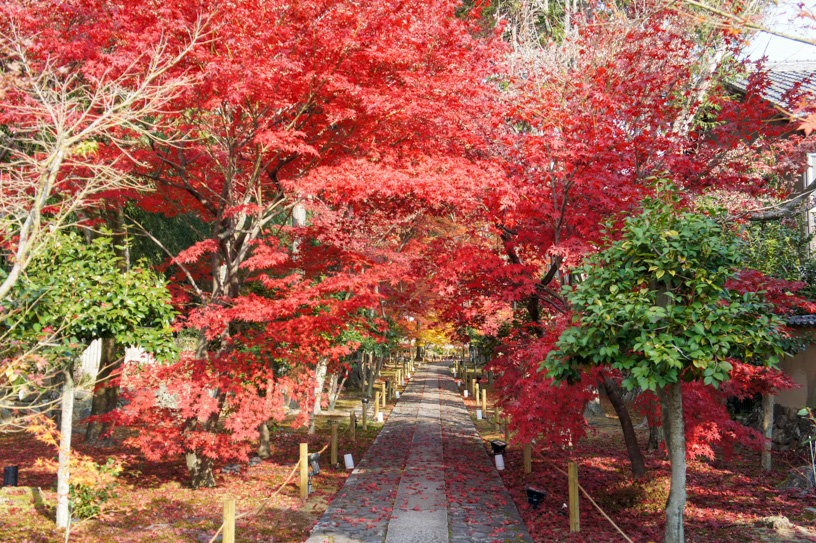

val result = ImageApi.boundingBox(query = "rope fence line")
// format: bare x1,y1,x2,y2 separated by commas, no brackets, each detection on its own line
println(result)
532,449,635,543
204,368,414,543
206,420,353,543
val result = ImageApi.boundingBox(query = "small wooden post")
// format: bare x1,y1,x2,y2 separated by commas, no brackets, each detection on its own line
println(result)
362,401,368,430
381,383,387,407
568,461,580,532
475,382,480,402
397,369,402,386
350,412,356,442
523,443,532,474
223,499,235,543
493,406,501,430
330,421,338,466
299,443,309,500
374,391,381,420
481,389,487,413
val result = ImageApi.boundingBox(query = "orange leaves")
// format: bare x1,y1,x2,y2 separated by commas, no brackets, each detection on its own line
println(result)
25,415,123,488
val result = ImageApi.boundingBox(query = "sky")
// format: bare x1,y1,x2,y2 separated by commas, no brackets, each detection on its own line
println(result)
744,0,816,62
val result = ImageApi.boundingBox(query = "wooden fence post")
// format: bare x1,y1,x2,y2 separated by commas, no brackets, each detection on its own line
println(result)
569,462,580,533
223,499,235,543
350,412,356,442
481,389,487,413
374,391,381,420
381,383,387,407
330,421,338,466
299,443,309,500
362,401,368,430
523,443,532,474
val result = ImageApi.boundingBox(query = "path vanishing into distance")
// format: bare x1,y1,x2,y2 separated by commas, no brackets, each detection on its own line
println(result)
306,361,532,543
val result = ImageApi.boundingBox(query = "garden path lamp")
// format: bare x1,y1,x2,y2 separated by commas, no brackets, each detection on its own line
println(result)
308,452,321,494
491,440,507,471
526,486,546,510
490,440,507,455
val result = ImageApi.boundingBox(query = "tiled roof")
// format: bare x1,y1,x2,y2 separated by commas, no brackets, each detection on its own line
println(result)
731,60,816,110
787,314,816,327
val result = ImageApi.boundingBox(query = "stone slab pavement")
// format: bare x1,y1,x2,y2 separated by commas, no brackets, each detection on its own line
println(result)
306,361,532,543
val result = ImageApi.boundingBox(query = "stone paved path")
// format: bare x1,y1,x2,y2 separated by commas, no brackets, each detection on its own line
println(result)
306,361,532,543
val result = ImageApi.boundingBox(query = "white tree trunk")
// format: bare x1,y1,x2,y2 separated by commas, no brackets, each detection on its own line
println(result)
308,358,328,434
663,382,686,543
56,366,74,528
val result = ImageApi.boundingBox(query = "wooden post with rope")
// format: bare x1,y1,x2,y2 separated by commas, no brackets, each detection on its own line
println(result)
299,443,308,500
223,499,235,543
523,443,532,474
569,461,580,533
330,421,338,466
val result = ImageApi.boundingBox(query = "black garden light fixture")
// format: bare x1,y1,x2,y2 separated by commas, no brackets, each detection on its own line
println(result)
3,466,18,487
490,440,507,455
526,486,546,510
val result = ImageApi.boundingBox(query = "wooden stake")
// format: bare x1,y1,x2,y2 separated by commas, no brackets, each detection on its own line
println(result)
381,383,387,407
569,461,580,533
350,412,356,442
481,389,487,412
374,391,380,420
299,443,309,500
362,401,368,430
523,443,532,474
330,421,338,466
223,499,235,543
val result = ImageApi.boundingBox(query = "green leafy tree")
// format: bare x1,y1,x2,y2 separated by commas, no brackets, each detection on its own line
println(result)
4,230,176,528
546,189,786,543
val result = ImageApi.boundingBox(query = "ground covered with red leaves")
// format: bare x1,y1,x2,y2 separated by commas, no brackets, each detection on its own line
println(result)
464,389,816,543
0,416,379,543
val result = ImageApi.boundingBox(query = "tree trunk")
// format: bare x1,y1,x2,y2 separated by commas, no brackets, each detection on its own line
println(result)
583,387,605,418
186,450,215,489
85,337,122,445
257,420,271,459
600,373,647,478
647,422,661,452
662,382,687,543
56,366,74,528
327,373,346,411
761,393,774,471
309,359,328,434
183,384,223,489
365,353,384,398
658,385,673,453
